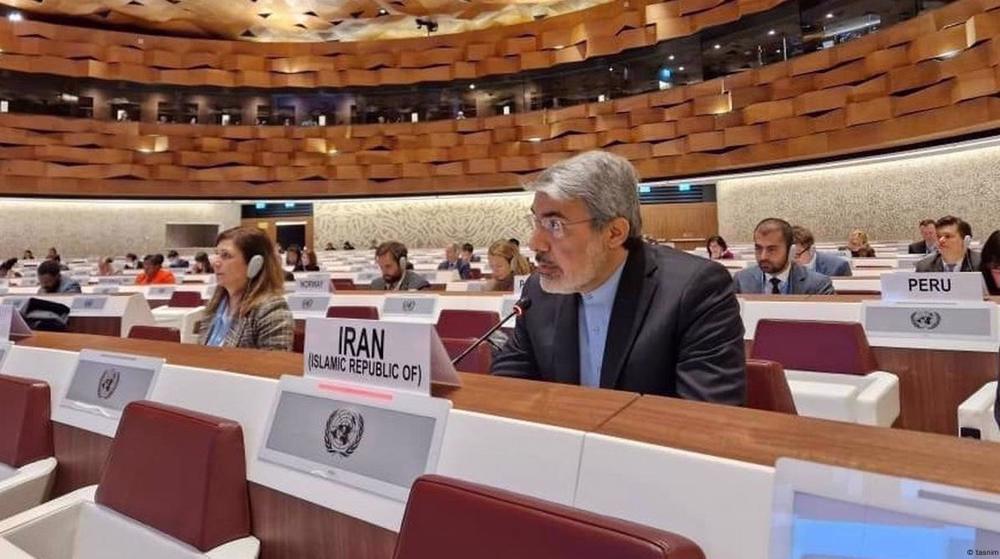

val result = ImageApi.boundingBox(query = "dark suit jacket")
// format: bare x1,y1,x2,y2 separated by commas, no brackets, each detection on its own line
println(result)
914,250,980,272
909,240,930,254
491,244,745,405
437,259,471,279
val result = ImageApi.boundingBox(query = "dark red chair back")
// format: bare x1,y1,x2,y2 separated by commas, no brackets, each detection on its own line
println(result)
751,319,878,375
394,475,705,559
128,325,181,343
168,291,203,308
469,268,483,280
326,306,380,320
95,401,251,552
441,337,491,374
745,359,797,415
333,279,357,291
436,309,500,339
0,374,53,468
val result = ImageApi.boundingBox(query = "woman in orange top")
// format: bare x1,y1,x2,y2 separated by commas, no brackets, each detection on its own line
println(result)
135,254,177,285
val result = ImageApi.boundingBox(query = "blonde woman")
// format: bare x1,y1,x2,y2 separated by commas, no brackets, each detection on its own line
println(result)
847,229,876,258
487,240,533,291
199,226,293,351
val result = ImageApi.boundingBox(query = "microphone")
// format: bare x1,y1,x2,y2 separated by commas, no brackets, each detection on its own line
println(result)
450,297,531,367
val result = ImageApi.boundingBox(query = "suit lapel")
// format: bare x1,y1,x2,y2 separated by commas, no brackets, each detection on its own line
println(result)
549,294,580,385
600,247,658,389
788,264,805,295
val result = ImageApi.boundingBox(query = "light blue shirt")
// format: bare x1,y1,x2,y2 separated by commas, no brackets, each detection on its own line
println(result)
578,261,626,388
205,298,232,347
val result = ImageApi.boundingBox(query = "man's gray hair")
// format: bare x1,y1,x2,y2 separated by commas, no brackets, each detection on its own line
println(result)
526,150,643,244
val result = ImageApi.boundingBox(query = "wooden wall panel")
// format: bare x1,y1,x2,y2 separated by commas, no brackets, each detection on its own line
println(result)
0,0,999,198
640,202,718,240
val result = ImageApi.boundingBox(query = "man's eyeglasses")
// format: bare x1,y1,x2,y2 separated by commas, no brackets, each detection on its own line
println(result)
526,214,596,239
793,246,813,259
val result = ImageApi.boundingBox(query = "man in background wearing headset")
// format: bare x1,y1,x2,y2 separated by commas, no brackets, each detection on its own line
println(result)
198,226,294,351
915,215,980,272
371,241,431,291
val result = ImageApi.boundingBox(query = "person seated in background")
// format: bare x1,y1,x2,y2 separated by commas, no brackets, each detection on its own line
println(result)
191,251,214,274
909,219,938,254
916,215,980,272
198,226,293,351
0,258,18,278
97,257,118,276
302,249,321,272
706,235,734,260
978,230,1000,296
285,245,303,271
37,260,82,294
508,238,520,248
437,243,471,279
792,226,852,277
323,242,335,251
461,242,481,263
135,254,176,285
166,250,189,269
45,247,59,261
733,218,834,295
486,240,533,291
845,229,876,257
491,150,745,403
371,241,430,291
342,241,355,250
123,253,139,270
21,250,33,260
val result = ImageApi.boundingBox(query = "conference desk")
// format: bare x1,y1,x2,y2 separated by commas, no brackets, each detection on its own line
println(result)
8,331,1000,559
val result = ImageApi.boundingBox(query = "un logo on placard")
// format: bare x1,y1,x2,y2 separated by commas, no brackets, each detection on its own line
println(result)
402,299,416,313
83,299,95,309
97,368,121,400
910,310,942,330
302,298,314,310
324,408,364,457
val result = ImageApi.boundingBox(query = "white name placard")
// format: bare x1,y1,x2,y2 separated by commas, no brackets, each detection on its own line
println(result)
288,294,332,313
0,304,31,340
863,300,999,343
0,340,11,369
513,275,530,295
297,273,333,293
93,285,120,294
381,296,438,320
19,277,38,288
356,271,379,284
303,317,460,395
0,285,7,296
71,296,109,311
2,298,29,313
97,276,132,285
58,349,165,435
148,285,176,298
881,272,985,302
258,375,451,502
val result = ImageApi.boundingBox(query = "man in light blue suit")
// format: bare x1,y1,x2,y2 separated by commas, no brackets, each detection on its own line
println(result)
733,218,834,295
792,225,853,277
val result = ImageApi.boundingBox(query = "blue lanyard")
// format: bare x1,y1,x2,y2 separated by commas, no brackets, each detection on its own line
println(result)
206,298,232,347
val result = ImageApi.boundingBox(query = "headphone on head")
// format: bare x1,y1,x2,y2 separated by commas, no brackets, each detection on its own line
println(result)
246,254,264,280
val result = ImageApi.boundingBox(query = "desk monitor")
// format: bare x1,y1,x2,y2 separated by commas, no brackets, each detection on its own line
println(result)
770,458,1000,559
259,375,451,502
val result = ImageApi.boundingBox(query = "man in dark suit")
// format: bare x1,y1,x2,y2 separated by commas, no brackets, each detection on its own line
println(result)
915,215,980,272
491,151,745,405
437,243,471,279
733,219,834,295
792,225,852,277
371,241,431,291
909,219,939,255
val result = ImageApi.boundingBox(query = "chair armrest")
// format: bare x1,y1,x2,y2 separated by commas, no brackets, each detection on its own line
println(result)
958,381,999,441
0,458,57,521
855,371,900,427
206,536,261,559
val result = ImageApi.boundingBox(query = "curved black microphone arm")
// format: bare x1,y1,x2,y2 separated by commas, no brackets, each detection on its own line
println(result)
450,297,531,367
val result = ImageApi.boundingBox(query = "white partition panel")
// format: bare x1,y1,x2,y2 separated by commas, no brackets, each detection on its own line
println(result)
437,410,584,506
0,346,79,411
574,433,774,559
740,300,863,340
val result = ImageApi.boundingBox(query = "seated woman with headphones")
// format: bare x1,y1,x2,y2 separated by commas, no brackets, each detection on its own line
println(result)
487,239,533,291
199,226,294,351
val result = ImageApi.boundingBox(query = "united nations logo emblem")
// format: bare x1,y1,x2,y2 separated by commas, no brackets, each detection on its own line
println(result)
402,299,416,312
97,368,120,400
910,310,942,330
302,298,314,310
324,408,364,457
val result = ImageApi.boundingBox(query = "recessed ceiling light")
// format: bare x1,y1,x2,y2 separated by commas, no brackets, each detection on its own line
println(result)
713,44,721,49
528,137,542,142
826,12,834,18
678,66,685,71
468,84,475,90
7,12,23,22
767,29,776,36
668,55,675,61
377,8,388,15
